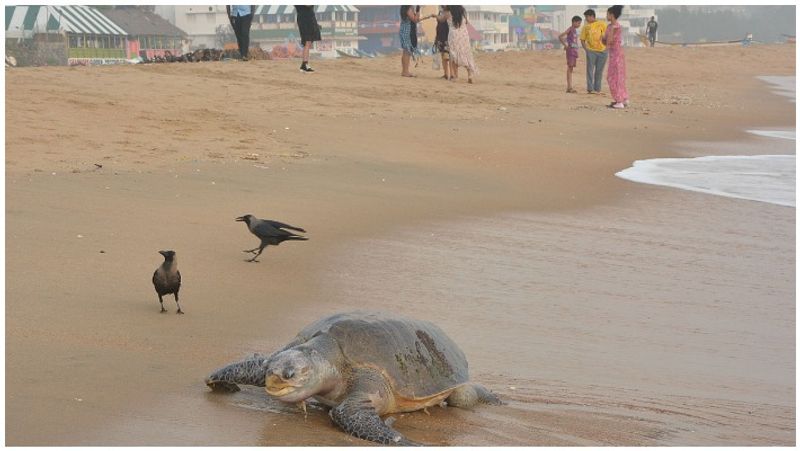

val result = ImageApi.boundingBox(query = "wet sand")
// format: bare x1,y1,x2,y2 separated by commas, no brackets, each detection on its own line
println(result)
5,45,795,445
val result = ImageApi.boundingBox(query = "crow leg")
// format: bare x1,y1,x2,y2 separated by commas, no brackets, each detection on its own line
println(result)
247,244,267,262
175,291,184,314
158,294,167,313
242,246,259,254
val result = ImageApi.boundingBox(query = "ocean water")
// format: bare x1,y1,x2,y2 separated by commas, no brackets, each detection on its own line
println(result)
746,129,796,141
756,75,796,102
616,76,795,208
615,155,795,207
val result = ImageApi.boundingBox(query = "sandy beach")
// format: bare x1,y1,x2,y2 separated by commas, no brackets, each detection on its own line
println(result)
5,44,795,445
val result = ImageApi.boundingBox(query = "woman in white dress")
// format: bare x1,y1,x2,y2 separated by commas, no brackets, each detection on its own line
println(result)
445,6,478,83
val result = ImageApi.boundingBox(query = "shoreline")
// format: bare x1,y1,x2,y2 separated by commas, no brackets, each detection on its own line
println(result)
5,45,796,445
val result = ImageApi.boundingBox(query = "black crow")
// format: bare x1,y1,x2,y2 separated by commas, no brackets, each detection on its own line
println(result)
236,215,308,262
152,250,183,314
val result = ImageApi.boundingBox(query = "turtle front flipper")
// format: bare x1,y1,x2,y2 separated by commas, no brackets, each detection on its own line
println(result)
205,353,270,392
329,369,421,446
446,383,504,408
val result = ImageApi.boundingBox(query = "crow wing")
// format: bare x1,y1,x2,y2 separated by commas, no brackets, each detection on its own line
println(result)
264,220,306,234
253,220,300,239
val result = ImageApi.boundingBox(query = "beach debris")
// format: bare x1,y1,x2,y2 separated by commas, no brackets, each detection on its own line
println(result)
659,95,692,105
94,163,103,169
498,106,508,112
73,397,83,402
77,234,83,238
509,386,516,390
99,250,105,253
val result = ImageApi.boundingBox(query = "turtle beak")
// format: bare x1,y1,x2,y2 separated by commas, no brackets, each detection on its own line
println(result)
265,373,298,397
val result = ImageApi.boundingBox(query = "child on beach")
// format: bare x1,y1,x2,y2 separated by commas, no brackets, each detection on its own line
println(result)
604,5,628,109
559,16,582,93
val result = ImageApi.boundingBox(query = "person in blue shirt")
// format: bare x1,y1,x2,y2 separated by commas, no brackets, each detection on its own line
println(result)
226,5,255,60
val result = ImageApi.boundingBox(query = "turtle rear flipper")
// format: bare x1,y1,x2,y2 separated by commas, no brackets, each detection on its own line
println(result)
329,369,421,446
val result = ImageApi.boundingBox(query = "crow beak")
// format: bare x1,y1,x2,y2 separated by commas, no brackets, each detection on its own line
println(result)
158,250,167,257
235,216,245,222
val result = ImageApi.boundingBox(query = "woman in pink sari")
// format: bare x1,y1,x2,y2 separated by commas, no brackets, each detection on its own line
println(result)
604,5,628,109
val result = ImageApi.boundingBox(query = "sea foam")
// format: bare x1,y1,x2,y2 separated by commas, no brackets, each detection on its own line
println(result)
746,129,796,141
615,155,795,207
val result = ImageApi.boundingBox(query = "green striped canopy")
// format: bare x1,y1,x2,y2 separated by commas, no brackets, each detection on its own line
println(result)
5,5,126,37
254,5,359,15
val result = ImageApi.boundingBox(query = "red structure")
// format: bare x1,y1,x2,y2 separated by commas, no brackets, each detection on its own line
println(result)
357,6,401,53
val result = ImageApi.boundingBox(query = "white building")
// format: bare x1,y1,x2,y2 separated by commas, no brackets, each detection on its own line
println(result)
154,5,230,50
545,5,588,34
622,6,658,47
464,5,514,50
537,6,658,47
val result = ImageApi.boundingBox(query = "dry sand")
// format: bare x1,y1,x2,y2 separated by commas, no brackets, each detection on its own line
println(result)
5,45,795,445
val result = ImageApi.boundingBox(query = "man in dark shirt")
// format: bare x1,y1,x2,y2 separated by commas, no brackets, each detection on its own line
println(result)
646,16,658,47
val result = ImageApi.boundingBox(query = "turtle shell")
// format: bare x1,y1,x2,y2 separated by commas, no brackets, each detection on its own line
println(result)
294,311,469,400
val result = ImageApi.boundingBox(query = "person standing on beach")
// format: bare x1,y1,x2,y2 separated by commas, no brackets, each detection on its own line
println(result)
226,5,255,61
645,16,658,47
559,15,582,93
399,6,433,77
446,5,478,84
434,6,451,80
580,9,607,94
604,5,628,109
295,5,321,73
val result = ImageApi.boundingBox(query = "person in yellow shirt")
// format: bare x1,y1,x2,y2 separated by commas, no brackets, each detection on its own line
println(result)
579,9,608,94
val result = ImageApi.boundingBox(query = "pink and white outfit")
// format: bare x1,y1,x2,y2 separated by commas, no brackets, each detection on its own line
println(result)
606,22,628,104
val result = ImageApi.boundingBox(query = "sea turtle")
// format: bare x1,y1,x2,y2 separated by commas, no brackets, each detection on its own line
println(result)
205,311,502,445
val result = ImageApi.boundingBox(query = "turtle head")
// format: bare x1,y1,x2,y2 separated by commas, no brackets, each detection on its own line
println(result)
264,345,340,403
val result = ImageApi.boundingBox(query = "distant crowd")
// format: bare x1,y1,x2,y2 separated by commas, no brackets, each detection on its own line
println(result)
223,5,638,109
